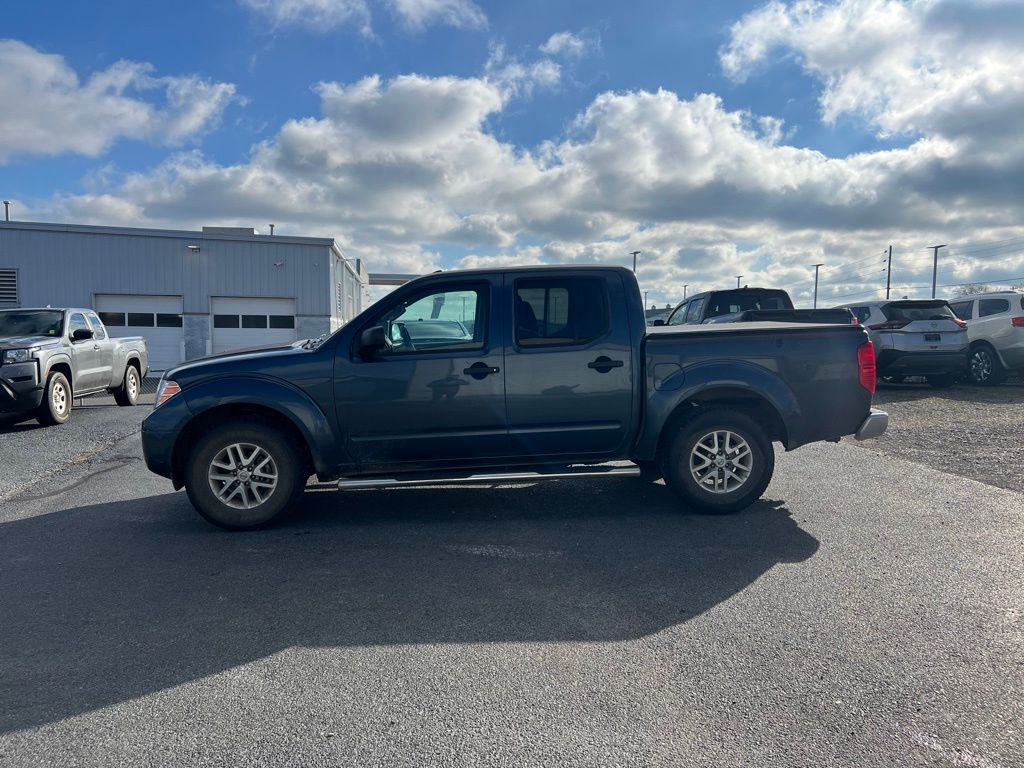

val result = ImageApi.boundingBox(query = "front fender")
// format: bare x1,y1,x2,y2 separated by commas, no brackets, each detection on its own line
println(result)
182,375,340,478
634,360,803,460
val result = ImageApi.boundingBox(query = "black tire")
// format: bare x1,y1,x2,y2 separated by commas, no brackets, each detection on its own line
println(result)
185,422,306,530
968,345,1006,386
36,371,72,426
661,409,775,515
113,364,141,407
926,373,956,389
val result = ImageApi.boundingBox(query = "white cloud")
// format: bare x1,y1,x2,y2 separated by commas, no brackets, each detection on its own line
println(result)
25,3,1024,303
238,0,371,32
238,0,485,32
540,31,595,59
385,0,486,30
0,40,237,163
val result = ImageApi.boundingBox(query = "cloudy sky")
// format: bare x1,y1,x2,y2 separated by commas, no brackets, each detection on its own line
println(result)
3,0,1023,307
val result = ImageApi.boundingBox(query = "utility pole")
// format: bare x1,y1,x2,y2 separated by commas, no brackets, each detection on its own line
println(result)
811,263,824,308
930,244,946,298
736,276,743,288
683,284,688,300
885,245,892,300
630,250,641,273
2,201,9,222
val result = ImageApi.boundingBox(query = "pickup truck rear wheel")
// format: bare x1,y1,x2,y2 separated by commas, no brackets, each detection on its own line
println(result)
663,410,774,515
36,371,72,426
185,423,305,530
113,365,140,406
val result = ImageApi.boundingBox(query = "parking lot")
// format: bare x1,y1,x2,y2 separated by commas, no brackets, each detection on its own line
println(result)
1,389,1022,767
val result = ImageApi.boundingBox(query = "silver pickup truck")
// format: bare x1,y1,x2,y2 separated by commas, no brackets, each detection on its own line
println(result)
0,308,148,425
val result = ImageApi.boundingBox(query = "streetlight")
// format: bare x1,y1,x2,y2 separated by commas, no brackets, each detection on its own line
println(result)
929,244,946,298
736,275,743,288
811,263,824,309
2,201,9,222
630,250,641,273
683,284,688,300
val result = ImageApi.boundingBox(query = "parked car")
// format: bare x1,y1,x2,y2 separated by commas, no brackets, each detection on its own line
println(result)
947,292,1024,385
837,300,968,387
142,265,887,530
0,308,148,425
661,288,854,326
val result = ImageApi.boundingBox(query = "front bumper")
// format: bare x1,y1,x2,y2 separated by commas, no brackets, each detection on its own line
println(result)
855,408,889,441
0,362,43,415
141,393,194,482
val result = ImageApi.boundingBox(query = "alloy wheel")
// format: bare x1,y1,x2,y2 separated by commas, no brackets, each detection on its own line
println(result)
689,430,753,494
207,442,279,510
971,350,993,382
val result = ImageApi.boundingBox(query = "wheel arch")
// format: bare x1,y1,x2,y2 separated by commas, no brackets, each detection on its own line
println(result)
169,376,339,488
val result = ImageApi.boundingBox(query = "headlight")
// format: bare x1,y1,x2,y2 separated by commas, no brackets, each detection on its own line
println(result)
154,378,182,408
3,348,33,364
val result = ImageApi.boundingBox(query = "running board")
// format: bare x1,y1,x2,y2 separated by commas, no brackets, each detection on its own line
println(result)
335,464,641,490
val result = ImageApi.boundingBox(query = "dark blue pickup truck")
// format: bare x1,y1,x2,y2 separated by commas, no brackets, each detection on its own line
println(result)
142,266,888,529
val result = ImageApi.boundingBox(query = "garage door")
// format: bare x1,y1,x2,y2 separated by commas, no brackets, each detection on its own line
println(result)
95,294,183,372
211,297,297,355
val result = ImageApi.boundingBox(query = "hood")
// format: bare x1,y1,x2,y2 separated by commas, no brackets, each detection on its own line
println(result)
0,334,57,349
164,339,315,381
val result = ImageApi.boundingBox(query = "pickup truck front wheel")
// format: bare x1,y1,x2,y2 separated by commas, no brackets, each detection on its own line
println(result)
36,371,72,426
185,423,305,530
663,410,774,515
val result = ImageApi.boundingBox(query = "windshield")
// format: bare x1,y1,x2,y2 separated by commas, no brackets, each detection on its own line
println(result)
0,310,64,337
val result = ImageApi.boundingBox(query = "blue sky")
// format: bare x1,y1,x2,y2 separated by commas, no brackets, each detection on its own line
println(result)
2,0,1023,306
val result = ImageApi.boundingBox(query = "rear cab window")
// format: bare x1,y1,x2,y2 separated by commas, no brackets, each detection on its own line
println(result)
514,277,609,347
703,289,793,319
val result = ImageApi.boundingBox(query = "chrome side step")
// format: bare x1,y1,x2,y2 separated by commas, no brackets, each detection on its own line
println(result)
335,464,641,490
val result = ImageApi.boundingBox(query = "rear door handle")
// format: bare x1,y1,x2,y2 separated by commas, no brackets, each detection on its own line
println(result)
588,356,624,373
463,362,500,380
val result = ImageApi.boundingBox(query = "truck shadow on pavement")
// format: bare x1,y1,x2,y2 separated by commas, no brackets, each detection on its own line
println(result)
0,480,818,733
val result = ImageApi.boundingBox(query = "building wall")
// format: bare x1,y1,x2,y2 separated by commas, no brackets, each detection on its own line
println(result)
0,223,335,315
0,221,368,362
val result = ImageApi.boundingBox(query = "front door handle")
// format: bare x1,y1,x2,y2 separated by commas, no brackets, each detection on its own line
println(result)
93,344,101,350
463,362,500,380
588,356,624,373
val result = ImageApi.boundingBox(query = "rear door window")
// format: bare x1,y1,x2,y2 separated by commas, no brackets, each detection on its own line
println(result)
514,277,609,347
949,301,973,320
704,290,792,318
666,302,688,326
979,299,1010,317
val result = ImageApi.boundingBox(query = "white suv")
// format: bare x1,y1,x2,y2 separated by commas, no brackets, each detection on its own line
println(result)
948,292,1024,385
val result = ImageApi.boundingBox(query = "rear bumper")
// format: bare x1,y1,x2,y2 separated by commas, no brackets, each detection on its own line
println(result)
0,363,44,415
876,348,968,376
855,408,889,441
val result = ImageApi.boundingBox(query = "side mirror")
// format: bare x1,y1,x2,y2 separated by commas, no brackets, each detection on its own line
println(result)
651,319,665,327
359,325,387,353
71,328,94,342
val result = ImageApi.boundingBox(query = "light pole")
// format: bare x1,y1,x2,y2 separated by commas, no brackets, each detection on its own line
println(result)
269,224,275,236
811,263,824,309
929,244,946,298
630,250,641,273
736,276,743,288
643,290,649,309
2,201,9,222
683,284,688,300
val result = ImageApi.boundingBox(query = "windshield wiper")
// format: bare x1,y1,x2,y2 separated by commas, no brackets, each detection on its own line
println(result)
302,333,328,350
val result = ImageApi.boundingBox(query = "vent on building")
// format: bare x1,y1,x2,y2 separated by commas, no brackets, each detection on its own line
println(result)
0,269,17,306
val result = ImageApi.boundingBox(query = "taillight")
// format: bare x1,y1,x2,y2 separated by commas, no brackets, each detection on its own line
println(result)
858,341,877,393
868,320,910,331
155,379,181,407
1012,317,1024,328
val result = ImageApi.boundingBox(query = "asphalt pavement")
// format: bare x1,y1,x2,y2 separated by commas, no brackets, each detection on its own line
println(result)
0,401,1021,767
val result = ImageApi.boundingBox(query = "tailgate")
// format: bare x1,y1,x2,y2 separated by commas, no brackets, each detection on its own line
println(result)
872,301,967,351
